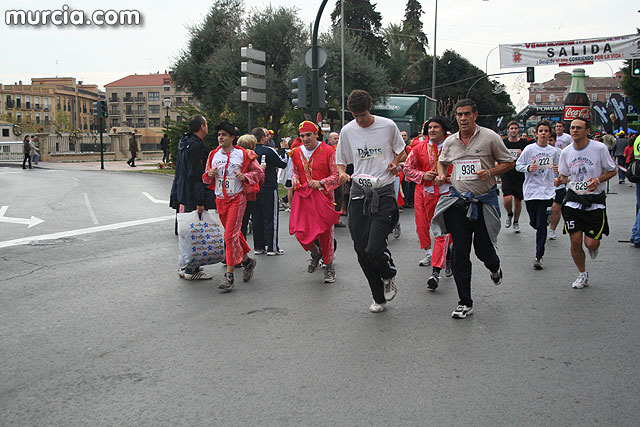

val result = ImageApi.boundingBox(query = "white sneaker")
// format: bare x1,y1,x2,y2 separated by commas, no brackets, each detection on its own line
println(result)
393,224,401,239
571,272,589,289
505,215,513,228
267,249,285,256
254,249,266,255
383,276,397,301
548,229,557,240
588,248,598,259
369,300,385,313
451,304,473,319
418,250,432,266
513,222,521,233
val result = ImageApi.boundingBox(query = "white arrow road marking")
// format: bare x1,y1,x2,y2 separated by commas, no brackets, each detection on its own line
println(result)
0,215,174,249
142,192,169,204
83,193,99,225
0,206,45,228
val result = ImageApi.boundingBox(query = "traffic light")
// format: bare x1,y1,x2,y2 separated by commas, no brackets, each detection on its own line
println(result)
632,58,640,78
526,66,535,83
92,101,100,118
291,76,307,109
99,100,108,118
318,75,328,109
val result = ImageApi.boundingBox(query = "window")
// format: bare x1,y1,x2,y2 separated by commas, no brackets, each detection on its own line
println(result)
35,96,40,109
149,105,160,115
35,113,40,124
44,115,50,125
16,96,22,108
535,94,541,103
176,116,182,123
591,93,598,102
137,105,145,115
2,129,9,137
148,92,160,101
111,93,118,102
149,118,160,127
16,113,22,122
164,86,171,92
606,93,611,102
137,118,146,128
26,96,31,109
175,97,182,106
2,145,9,153
111,118,120,127
188,97,194,105
126,106,133,115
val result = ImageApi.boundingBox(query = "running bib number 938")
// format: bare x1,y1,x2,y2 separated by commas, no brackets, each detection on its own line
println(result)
454,159,481,181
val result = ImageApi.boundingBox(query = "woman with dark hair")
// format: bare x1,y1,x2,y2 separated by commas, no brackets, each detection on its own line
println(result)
22,135,34,169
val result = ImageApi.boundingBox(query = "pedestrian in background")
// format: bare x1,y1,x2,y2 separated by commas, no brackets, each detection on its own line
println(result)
613,131,629,184
161,133,170,163
127,132,138,167
22,135,34,169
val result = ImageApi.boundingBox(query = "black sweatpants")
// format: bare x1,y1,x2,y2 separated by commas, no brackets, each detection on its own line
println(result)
241,200,254,238
525,199,553,259
348,196,399,304
22,153,32,169
253,188,279,252
443,202,500,307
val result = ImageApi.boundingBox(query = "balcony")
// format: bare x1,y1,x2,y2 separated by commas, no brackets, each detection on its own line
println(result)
125,110,134,117
123,96,134,103
135,96,145,102
111,110,120,115
110,95,119,102
34,104,41,110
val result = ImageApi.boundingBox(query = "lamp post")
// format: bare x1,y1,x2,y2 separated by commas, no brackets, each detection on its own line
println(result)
431,0,437,100
163,97,171,126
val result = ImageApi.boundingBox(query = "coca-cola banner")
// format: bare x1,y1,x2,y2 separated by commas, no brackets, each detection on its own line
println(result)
592,101,612,133
608,94,627,130
499,34,640,68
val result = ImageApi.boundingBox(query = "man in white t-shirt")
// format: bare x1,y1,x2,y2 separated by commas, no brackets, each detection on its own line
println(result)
555,122,573,150
515,120,561,270
336,90,406,313
554,118,617,289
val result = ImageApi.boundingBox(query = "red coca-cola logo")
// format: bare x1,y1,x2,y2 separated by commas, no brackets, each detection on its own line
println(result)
564,106,590,121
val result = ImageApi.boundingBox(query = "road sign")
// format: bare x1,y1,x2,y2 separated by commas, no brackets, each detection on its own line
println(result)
241,61,266,76
241,46,266,62
305,47,327,69
241,90,267,104
241,76,266,90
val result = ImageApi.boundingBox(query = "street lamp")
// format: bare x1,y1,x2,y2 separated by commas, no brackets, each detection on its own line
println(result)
163,97,171,125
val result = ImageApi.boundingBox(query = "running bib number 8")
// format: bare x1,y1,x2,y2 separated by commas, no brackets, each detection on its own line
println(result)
454,159,481,181
352,174,379,189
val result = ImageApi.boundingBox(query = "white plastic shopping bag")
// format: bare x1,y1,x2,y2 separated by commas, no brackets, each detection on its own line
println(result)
177,210,225,268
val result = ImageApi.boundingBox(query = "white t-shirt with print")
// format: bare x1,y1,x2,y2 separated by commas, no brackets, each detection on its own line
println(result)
558,140,616,211
210,147,245,198
336,115,406,188
517,143,560,201
555,132,573,150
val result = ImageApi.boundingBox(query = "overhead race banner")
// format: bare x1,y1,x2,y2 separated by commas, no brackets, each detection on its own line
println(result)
499,34,640,68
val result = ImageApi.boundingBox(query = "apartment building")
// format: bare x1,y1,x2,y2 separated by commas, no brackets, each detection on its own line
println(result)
0,77,103,132
527,71,627,106
104,72,196,131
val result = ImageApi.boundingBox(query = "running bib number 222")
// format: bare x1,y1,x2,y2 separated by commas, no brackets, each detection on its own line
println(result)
454,159,481,181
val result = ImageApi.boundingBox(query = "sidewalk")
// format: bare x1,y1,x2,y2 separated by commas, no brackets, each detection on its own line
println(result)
1,159,165,172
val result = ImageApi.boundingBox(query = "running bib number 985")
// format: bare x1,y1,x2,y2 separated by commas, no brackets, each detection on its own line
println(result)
352,174,378,189
454,159,481,181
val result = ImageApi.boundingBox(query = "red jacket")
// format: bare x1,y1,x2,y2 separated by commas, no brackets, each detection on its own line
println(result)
289,142,340,201
202,146,264,200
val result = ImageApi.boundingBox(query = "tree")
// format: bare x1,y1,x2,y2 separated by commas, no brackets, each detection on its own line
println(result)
410,50,515,129
317,28,392,114
171,0,244,114
242,6,307,135
621,60,640,113
330,0,387,62
382,23,420,93
401,0,428,60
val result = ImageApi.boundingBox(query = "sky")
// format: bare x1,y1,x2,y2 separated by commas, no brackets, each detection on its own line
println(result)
1,0,638,112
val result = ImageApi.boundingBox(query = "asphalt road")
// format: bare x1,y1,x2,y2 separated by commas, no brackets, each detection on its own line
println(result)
1,164,639,426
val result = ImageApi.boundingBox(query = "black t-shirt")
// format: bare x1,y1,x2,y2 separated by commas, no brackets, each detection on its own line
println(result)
502,138,529,181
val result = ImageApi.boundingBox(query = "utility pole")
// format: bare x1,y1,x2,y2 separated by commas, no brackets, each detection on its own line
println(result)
311,0,329,120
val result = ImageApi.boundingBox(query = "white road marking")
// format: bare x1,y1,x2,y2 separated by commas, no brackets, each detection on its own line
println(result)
72,177,80,182
142,191,169,204
83,193,99,225
0,215,174,249
0,205,45,228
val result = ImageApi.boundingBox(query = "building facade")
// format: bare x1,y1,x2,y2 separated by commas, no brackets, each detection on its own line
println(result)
527,70,626,106
104,72,196,131
0,77,103,133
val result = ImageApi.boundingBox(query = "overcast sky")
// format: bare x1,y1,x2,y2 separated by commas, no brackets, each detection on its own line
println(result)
1,0,638,111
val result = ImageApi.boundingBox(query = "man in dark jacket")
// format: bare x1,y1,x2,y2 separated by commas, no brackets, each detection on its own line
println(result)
170,114,216,280
251,127,288,255
127,132,138,167
160,134,170,163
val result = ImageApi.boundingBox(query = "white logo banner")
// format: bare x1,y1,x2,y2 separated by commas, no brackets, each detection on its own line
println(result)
499,34,640,68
